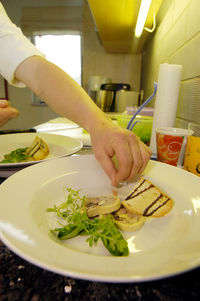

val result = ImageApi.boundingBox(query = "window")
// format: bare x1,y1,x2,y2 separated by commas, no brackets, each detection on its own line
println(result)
32,34,82,105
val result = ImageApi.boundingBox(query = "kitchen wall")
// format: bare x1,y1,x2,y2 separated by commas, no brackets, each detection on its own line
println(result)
0,0,141,130
82,1,141,92
142,0,200,128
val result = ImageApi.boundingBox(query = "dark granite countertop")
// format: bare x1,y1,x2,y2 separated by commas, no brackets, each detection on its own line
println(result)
0,238,200,301
0,170,200,301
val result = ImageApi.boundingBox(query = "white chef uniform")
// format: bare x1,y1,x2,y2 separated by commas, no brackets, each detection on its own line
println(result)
0,2,44,87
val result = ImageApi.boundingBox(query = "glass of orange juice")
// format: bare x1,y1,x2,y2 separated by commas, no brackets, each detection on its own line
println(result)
183,123,200,176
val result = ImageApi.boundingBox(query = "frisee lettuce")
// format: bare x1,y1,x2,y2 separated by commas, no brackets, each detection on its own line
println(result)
47,188,129,256
0,147,31,163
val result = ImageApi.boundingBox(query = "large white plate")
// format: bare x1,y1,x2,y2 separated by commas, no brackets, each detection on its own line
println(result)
0,133,82,167
0,155,200,283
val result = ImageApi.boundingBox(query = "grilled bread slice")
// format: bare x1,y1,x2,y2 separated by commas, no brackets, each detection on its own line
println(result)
84,195,121,217
26,136,49,161
122,177,174,218
113,205,146,232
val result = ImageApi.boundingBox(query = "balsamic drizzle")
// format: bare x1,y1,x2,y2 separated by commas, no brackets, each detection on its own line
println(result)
125,179,171,217
125,179,146,200
143,196,170,217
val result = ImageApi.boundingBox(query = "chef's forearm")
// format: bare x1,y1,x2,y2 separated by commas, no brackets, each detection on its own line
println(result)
15,55,110,132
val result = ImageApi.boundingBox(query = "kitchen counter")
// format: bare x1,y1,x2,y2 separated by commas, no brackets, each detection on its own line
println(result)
0,147,200,300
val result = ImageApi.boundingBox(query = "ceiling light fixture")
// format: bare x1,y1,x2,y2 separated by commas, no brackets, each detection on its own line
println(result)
135,0,152,38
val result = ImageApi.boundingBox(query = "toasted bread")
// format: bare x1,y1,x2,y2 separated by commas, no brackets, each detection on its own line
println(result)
113,205,146,232
84,195,121,217
122,177,173,218
26,136,49,160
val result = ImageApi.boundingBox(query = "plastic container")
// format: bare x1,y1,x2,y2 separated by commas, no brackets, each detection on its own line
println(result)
117,115,153,145
126,106,154,117
115,91,139,112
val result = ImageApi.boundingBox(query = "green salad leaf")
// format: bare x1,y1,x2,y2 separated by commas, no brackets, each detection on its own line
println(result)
0,147,31,163
47,188,129,256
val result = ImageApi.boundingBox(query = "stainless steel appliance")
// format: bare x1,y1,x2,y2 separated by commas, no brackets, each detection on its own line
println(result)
87,76,111,103
97,83,131,112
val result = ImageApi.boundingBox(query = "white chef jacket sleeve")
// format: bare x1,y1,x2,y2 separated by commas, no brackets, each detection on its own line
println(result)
0,3,45,87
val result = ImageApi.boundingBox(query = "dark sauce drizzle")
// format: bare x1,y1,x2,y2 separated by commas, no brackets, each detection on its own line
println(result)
125,179,146,200
143,196,170,216
125,179,170,216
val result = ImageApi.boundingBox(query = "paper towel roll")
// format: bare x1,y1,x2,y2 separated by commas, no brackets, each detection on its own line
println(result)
150,63,182,155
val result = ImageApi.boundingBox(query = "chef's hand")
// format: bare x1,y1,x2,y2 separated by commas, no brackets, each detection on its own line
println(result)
0,99,19,126
90,120,152,186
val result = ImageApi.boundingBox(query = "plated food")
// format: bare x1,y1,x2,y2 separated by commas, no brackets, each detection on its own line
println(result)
1,154,199,282
122,177,174,217
113,206,146,232
26,136,49,161
85,194,121,217
0,133,83,173
0,136,49,163
47,177,174,256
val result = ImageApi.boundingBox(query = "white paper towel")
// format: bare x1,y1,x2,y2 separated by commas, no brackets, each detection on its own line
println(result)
150,63,182,155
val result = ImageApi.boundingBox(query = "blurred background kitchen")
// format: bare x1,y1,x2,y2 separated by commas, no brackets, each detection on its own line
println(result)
0,0,199,134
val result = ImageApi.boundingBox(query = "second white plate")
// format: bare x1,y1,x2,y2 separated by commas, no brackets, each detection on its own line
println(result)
0,132,82,167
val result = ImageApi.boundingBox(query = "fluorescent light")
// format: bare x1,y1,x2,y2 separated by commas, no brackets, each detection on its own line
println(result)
135,0,152,38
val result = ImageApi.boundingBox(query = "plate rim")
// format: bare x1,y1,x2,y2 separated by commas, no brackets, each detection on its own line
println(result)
1,230,198,283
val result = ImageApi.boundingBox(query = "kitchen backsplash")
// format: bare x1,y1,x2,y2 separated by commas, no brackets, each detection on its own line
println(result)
141,0,200,129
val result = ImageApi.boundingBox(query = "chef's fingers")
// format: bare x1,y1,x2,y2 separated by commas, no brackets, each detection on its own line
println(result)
137,140,152,174
91,126,152,186
111,132,152,185
124,136,152,182
93,132,134,186
94,148,118,186
0,107,19,126
106,131,142,185
114,132,143,184
0,99,9,108
112,143,135,185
